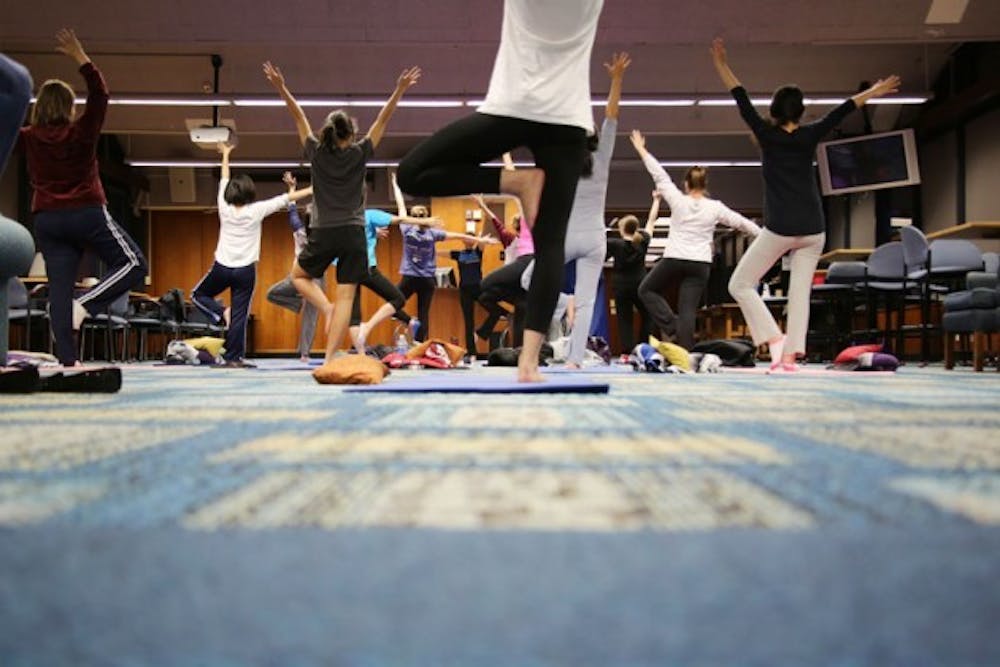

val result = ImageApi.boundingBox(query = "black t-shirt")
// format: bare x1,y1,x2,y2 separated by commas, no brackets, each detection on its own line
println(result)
606,230,650,282
304,136,373,228
450,248,483,287
731,86,856,237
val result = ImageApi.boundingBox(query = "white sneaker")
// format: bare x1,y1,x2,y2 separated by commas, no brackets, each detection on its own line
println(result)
71,300,89,330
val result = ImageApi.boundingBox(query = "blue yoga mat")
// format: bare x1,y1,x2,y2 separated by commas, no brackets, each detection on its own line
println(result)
344,374,609,394
541,364,634,375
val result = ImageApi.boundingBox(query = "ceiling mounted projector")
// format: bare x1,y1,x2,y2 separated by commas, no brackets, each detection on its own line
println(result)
189,126,232,144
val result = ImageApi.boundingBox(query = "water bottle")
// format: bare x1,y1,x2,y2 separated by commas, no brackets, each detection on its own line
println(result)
395,332,408,356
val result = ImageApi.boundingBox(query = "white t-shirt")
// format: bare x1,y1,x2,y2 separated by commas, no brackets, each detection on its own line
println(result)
640,152,761,263
478,0,603,132
215,178,290,267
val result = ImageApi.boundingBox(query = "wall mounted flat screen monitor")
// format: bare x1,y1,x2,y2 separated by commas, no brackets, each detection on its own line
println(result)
817,128,920,196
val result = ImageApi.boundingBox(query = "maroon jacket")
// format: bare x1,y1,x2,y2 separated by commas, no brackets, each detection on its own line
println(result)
17,62,108,212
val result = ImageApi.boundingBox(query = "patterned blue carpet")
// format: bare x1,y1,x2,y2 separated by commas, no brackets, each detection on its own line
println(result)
1,362,999,665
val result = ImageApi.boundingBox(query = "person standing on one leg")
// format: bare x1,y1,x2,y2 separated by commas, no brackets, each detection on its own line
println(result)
711,37,900,371
265,171,322,363
632,130,760,350
17,29,147,367
194,144,313,368
605,212,653,355
397,0,604,382
265,61,421,364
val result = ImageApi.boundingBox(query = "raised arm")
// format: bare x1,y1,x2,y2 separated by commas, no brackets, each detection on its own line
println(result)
630,129,684,209
716,204,761,238
390,171,408,217
473,194,516,248
603,52,631,121
263,61,313,146
851,76,902,108
710,37,741,91
366,66,421,148
57,29,108,138
645,190,660,236
218,142,233,181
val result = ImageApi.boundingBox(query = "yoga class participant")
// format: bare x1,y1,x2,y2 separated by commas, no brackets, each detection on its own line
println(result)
265,172,322,362
350,172,448,352
193,145,313,368
605,209,654,355
631,130,761,350
711,37,900,371
397,0,604,382
18,29,147,367
265,60,420,363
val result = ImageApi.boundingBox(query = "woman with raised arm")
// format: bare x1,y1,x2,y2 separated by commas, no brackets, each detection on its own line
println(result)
632,130,761,350
264,61,420,363
348,172,442,354
397,0,604,382
17,29,147,367
711,38,900,371
194,152,312,368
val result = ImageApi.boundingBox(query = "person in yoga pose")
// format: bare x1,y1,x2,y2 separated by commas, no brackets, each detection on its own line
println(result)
631,130,761,350
17,29,147,367
397,0,604,382
265,60,420,363
711,37,900,371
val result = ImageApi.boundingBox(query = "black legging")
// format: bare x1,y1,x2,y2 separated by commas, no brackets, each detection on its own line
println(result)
350,266,411,327
638,258,711,350
459,283,481,354
476,254,533,348
397,274,435,341
397,112,587,334
612,272,650,354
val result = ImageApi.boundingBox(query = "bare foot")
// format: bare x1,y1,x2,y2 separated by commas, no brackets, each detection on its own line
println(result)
353,322,369,355
564,362,581,370
500,168,544,228
517,365,545,383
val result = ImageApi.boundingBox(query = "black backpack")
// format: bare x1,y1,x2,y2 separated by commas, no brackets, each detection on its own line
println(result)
159,288,186,323
691,339,756,367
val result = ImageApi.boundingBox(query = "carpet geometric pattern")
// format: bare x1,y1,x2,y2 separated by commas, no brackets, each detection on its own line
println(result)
2,362,999,666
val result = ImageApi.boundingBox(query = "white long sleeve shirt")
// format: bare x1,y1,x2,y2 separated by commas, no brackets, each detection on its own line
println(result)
640,152,761,263
215,178,289,267
478,0,604,133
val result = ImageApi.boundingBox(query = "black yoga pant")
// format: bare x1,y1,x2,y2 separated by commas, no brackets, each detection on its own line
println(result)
397,274,435,341
612,273,650,354
639,258,710,350
351,266,411,327
459,283,482,354
397,112,587,335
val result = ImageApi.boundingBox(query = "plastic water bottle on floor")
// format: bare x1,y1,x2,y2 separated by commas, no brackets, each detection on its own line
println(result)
395,328,409,356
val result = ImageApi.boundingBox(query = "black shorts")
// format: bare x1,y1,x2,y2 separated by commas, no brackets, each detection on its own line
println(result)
297,225,370,284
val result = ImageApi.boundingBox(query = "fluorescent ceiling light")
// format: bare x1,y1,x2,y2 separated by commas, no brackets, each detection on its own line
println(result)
110,98,231,106
868,96,929,105
605,99,696,107
697,98,771,107
660,160,761,168
925,0,969,23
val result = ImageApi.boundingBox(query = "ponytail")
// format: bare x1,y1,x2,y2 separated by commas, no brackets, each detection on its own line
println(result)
319,110,356,150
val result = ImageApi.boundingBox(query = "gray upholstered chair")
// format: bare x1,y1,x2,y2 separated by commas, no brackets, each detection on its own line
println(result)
942,252,998,371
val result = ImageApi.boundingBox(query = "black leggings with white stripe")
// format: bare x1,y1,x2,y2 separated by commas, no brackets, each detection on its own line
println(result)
34,205,147,365
397,112,587,334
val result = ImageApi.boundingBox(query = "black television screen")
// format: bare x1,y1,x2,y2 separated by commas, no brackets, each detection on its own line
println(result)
817,129,920,196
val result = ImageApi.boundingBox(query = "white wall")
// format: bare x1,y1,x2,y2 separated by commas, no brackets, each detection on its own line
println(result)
965,107,1000,223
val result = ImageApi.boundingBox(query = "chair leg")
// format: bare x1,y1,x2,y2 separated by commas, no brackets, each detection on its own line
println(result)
944,333,955,369
973,331,985,372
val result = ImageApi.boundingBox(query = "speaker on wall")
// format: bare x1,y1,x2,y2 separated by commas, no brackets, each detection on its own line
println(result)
168,167,196,203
